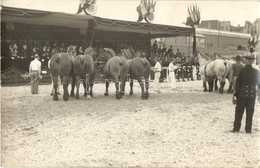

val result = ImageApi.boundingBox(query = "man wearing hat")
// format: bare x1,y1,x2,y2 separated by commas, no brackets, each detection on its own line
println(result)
230,55,245,91
230,55,260,134
29,54,42,94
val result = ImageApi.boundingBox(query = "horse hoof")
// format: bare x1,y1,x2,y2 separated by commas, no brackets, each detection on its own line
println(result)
87,95,92,99
145,92,149,99
53,95,58,101
203,89,207,92
70,92,74,97
63,96,69,101
75,95,79,99
130,91,133,95
219,89,224,94
104,92,108,96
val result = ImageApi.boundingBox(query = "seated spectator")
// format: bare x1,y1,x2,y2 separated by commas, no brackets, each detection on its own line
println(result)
9,42,19,60
77,46,84,55
19,42,28,60
176,48,183,58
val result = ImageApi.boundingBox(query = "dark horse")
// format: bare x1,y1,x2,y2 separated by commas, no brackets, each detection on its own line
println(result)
100,48,129,99
122,49,151,99
49,46,76,101
73,47,96,99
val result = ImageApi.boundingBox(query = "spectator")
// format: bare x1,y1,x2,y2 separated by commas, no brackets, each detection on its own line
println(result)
77,46,84,55
30,46,38,60
9,42,19,59
176,48,183,58
152,40,158,55
19,42,28,60
162,44,167,55
158,45,162,56
166,45,173,56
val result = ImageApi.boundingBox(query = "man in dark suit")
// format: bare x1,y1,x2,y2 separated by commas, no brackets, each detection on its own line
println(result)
230,55,260,134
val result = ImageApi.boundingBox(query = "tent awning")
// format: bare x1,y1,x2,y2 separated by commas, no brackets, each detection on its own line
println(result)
1,6,195,38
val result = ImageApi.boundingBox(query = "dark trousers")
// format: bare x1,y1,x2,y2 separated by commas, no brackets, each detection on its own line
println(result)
233,97,255,132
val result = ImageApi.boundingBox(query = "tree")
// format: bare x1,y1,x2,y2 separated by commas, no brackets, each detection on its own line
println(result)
185,5,201,54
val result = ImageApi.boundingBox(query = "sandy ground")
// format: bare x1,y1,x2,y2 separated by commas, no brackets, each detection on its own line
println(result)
1,80,260,167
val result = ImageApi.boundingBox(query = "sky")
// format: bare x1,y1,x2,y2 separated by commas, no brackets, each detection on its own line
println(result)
2,0,260,27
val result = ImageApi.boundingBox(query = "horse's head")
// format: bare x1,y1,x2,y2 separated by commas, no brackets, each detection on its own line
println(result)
98,48,115,62
84,47,97,59
194,50,212,65
66,45,77,58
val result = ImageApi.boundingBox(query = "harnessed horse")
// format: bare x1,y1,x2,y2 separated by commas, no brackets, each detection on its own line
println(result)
195,51,229,93
73,47,96,99
121,49,151,99
101,48,129,99
49,46,76,101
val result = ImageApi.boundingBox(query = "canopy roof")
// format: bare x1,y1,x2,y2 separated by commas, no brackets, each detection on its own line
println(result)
1,6,194,38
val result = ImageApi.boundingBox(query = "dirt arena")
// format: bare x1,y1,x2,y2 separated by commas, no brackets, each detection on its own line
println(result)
1,80,260,167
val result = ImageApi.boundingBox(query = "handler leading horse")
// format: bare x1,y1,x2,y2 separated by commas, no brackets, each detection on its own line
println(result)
195,51,229,93
50,45,76,101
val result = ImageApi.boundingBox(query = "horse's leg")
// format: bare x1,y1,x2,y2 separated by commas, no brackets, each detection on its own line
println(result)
86,74,91,99
89,75,94,97
115,80,121,99
214,77,218,91
208,79,214,92
75,76,80,99
137,78,146,100
104,79,109,96
63,76,70,101
53,76,58,101
219,77,226,94
120,79,126,96
227,77,233,93
144,77,149,99
129,79,134,95
70,75,76,97
203,80,208,92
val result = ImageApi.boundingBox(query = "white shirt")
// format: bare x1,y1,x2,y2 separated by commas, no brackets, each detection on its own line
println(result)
154,62,162,72
168,62,178,72
30,59,41,71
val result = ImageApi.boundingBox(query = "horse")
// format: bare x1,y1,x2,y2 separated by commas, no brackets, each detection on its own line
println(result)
49,46,76,101
122,49,151,99
194,51,229,94
101,48,129,99
73,47,96,99
211,53,236,93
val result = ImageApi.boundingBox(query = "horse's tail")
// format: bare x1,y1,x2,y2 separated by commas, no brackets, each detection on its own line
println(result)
55,54,61,64
80,55,84,66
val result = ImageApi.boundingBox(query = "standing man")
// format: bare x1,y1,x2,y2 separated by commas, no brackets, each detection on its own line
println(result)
230,55,260,134
152,57,162,93
29,54,42,94
230,55,245,91
168,59,179,91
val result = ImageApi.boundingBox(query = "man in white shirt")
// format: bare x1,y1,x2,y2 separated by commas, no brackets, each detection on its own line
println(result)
152,57,162,93
29,54,42,94
168,59,179,91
